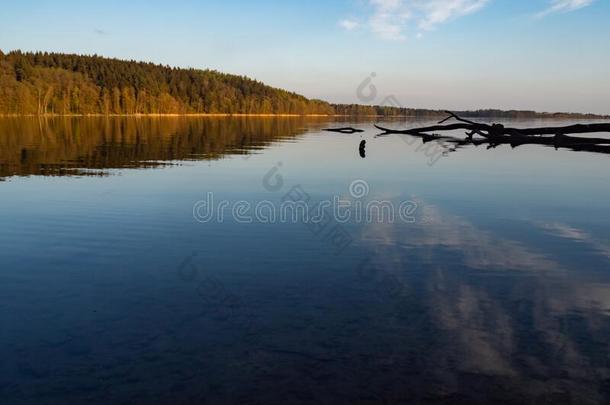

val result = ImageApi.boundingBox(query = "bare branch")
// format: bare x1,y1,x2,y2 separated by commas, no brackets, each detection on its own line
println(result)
375,112,610,156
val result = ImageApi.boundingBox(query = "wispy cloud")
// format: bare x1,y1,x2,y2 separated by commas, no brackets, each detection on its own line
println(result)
340,0,595,40
416,0,490,31
536,0,595,18
368,0,412,41
94,28,108,35
339,19,360,31
340,0,490,41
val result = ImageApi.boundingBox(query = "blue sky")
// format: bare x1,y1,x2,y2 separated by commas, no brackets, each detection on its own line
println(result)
1,0,609,113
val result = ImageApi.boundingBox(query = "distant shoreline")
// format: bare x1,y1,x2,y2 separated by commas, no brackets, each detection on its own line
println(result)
1,113,609,119
0,113,334,118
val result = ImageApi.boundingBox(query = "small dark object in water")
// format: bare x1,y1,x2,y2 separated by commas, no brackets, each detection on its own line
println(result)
359,140,366,159
324,127,365,134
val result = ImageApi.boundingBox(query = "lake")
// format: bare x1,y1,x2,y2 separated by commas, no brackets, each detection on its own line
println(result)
1,116,609,404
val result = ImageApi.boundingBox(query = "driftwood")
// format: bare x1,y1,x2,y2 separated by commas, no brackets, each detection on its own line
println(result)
324,127,364,134
376,111,610,139
374,111,610,155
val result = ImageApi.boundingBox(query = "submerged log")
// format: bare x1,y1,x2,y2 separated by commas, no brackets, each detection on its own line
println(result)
324,127,365,134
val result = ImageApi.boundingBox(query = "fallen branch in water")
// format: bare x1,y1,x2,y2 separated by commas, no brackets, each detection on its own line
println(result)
375,112,610,156
324,127,365,134
375,111,610,141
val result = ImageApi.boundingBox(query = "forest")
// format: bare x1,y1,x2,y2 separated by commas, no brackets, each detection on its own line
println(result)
0,50,334,115
1,50,607,118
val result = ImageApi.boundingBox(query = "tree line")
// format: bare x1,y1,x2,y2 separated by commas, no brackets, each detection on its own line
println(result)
0,50,334,115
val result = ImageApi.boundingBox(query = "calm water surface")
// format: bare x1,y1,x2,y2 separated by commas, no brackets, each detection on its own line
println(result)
1,117,609,404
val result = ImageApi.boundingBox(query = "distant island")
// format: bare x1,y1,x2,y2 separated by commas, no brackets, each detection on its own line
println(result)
0,50,608,119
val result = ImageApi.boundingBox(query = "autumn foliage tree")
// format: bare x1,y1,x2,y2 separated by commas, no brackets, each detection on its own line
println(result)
0,50,335,115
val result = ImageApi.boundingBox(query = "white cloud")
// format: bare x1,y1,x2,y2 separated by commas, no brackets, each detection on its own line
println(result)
537,0,595,17
339,19,360,31
340,0,489,41
340,0,595,41
369,0,412,41
416,0,490,31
